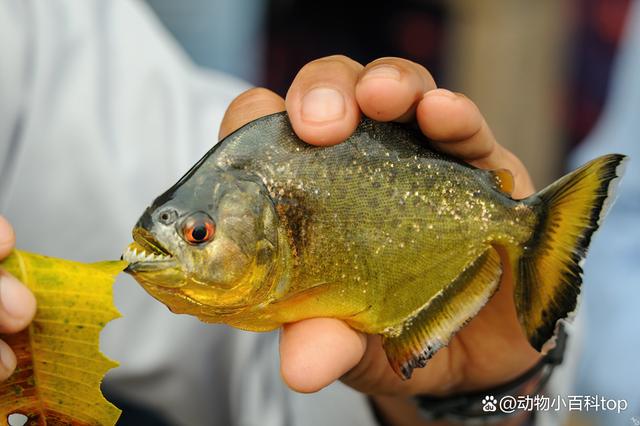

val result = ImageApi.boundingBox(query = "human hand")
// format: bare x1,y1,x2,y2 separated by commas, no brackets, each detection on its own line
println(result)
219,56,540,423
0,216,37,381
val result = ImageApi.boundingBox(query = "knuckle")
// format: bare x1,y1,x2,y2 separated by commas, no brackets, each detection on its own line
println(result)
220,87,284,140
365,57,435,87
318,54,352,64
366,56,413,70
230,87,276,109
368,56,404,65
299,55,362,77
320,54,361,68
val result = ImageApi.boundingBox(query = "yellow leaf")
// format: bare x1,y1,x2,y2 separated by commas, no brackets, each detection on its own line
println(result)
0,250,125,425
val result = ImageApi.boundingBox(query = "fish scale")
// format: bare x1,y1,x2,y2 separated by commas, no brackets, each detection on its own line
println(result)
211,116,536,329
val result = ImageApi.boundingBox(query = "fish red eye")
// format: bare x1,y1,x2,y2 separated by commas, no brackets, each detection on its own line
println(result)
181,213,215,245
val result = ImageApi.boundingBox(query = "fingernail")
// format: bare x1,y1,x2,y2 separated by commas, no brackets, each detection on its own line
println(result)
0,342,16,373
363,65,401,81
0,273,33,319
301,87,345,123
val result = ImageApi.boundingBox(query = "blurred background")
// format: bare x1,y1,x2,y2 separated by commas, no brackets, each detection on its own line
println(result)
146,0,629,189
142,1,637,424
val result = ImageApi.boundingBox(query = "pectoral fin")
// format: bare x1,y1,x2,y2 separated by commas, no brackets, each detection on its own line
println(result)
382,247,502,380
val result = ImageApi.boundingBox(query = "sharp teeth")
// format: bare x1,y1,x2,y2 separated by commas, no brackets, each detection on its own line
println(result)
124,248,135,263
122,245,172,264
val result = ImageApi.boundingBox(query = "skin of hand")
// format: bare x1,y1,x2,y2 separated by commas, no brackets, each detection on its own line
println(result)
219,56,541,423
0,216,37,381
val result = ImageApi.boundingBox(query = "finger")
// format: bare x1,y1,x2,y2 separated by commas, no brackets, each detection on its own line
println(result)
285,55,363,146
0,272,37,333
417,89,535,198
0,339,17,381
218,87,285,140
280,318,366,393
0,216,15,260
356,57,436,123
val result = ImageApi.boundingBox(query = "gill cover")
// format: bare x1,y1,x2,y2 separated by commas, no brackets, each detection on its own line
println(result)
135,167,281,308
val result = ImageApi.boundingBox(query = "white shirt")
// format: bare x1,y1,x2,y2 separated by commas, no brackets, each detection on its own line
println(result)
0,1,376,425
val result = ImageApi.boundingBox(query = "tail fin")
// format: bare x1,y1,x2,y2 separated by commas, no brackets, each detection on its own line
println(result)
516,154,627,351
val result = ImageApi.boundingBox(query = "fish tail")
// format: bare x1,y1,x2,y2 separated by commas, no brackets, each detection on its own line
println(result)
516,154,627,351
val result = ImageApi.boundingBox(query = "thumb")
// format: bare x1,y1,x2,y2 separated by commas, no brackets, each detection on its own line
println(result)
279,318,366,393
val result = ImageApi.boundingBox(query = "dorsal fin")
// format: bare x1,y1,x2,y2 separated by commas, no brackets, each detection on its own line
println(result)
490,169,515,196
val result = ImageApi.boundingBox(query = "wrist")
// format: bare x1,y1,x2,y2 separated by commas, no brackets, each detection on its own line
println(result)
410,324,567,425
370,395,529,426
369,325,567,425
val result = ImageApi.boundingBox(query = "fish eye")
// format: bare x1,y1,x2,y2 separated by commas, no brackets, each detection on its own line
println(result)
158,209,178,225
180,212,216,245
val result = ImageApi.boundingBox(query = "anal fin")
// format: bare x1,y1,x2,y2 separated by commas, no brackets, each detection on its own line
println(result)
382,247,502,380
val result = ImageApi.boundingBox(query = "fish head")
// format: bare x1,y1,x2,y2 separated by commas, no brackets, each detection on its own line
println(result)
123,168,280,312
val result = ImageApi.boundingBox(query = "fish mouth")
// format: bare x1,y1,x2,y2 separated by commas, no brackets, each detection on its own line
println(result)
122,228,178,273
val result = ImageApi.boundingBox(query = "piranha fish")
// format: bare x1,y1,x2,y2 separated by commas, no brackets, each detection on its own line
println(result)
123,112,626,379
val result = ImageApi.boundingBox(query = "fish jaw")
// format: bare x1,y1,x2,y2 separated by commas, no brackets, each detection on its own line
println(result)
122,235,187,289
122,241,173,266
